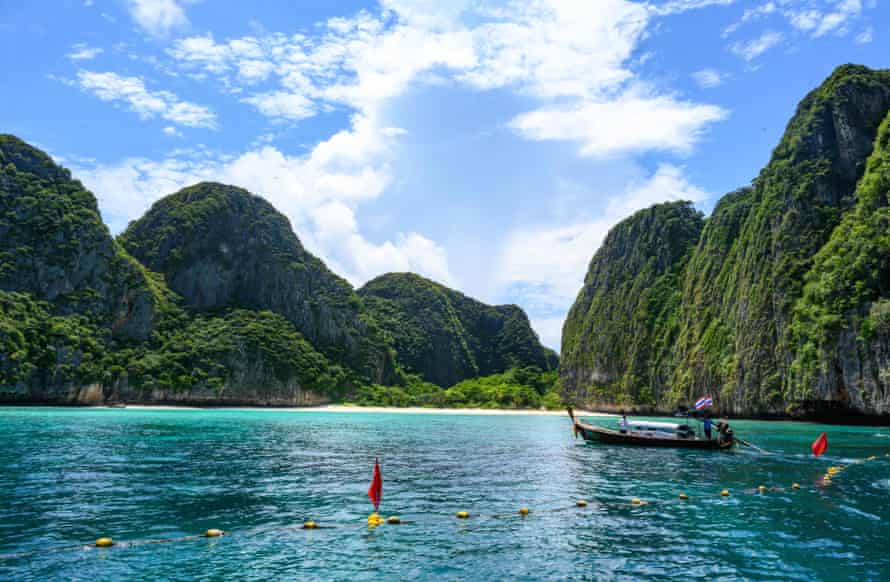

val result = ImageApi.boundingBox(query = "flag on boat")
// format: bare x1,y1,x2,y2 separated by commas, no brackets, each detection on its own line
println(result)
811,432,828,457
694,396,713,410
368,458,382,511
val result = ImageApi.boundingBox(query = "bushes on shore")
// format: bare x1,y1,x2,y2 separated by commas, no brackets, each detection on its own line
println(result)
349,366,562,409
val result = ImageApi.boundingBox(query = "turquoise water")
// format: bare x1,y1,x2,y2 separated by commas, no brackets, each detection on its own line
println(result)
1,408,888,581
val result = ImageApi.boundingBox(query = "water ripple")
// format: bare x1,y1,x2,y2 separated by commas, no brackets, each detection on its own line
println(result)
0,409,888,581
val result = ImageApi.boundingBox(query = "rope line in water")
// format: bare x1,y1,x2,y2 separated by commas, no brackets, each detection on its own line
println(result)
2,453,885,562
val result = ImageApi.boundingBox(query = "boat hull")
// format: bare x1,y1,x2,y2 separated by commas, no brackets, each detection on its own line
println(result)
574,421,733,450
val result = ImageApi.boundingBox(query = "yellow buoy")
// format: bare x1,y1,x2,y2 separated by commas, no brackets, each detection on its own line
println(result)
95,537,114,547
387,516,401,524
758,485,767,493
631,498,643,505
792,483,801,489
576,500,588,507
720,490,730,497
204,529,224,538
867,455,877,461
303,521,317,529
367,513,385,526
518,507,530,516
456,511,470,519
679,493,689,500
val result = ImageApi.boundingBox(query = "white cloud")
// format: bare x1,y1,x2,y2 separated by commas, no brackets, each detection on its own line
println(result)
509,91,726,158
812,0,862,36
785,0,864,37
74,107,451,286
66,43,103,61
310,201,454,285
165,0,724,158
691,68,726,88
162,126,182,137
75,71,217,128
787,9,822,32
242,91,316,121
528,316,565,351
73,0,736,341
496,164,708,347
730,30,783,60
460,0,648,99
650,0,736,16
128,0,188,36
722,2,776,36
855,26,873,43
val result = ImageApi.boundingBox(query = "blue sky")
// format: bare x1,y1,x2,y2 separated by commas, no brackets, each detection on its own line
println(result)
1,0,886,349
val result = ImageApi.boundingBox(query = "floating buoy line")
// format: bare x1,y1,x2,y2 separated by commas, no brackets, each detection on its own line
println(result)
1,453,886,562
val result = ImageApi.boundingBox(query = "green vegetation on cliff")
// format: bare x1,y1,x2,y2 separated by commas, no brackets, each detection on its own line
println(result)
0,291,344,401
789,110,890,412
561,201,704,408
0,141,357,403
119,182,395,385
1,137,551,407
0,134,162,341
560,64,890,417
359,272,557,387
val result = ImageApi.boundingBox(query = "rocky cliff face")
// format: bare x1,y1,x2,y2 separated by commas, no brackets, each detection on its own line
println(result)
560,202,704,408
0,142,333,405
789,110,890,415
2,139,556,406
0,135,158,340
119,182,395,384
560,64,890,418
359,273,557,387
0,135,169,400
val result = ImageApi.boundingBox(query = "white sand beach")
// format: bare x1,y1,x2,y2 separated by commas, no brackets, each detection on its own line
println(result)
116,404,611,416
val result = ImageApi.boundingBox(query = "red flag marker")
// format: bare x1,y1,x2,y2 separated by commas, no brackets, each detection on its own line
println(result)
368,458,382,512
811,432,828,457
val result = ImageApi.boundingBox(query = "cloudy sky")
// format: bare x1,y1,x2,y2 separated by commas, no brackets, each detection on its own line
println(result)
1,0,885,348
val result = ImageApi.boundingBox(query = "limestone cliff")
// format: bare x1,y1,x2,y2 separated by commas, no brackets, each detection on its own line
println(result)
560,202,703,409
789,110,890,416
359,273,557,387
119,182,396,385
0,134,158,340
560,65,890,419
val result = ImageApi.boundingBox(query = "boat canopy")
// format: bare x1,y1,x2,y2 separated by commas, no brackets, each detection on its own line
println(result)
626,421,688,432
624,420,695,438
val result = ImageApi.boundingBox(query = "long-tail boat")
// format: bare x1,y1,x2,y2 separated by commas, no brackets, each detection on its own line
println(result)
567,408,734,450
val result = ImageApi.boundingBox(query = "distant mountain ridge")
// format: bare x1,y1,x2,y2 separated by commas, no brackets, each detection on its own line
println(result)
359,272,557,387
560,64,890,419
120,182,397,385
0,143,552,405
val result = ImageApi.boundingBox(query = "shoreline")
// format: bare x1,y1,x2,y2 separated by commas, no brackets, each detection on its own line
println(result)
119,404,613,416
2,402,888,424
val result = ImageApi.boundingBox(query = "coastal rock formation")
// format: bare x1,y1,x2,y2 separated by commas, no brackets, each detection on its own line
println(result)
561,64,890,418
789,110,890,415
0,135,158,340
560,202,704,409
119,182,396,384
359,273,557,387
0,142,334,405
1,141,550,406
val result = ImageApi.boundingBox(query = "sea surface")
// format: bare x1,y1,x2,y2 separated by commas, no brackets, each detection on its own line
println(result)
1,408,888,581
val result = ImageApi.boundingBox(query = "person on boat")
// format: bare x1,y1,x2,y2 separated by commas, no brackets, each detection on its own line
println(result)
717,421,734,445
703,413,713,440
619,413,629,434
